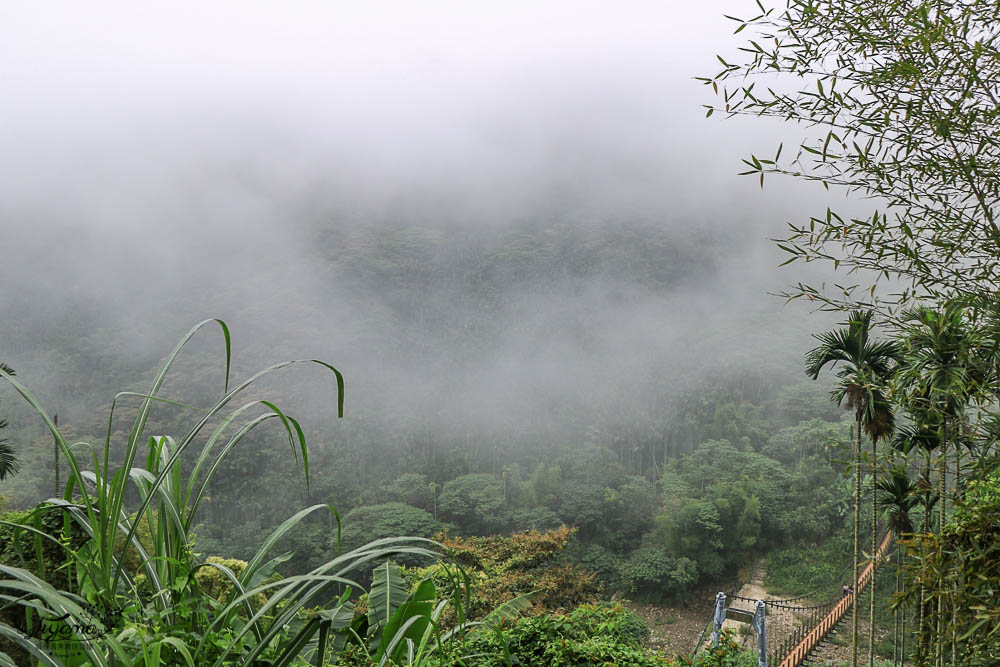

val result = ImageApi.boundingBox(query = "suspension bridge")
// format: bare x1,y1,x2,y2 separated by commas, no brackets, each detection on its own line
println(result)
695,532,894,666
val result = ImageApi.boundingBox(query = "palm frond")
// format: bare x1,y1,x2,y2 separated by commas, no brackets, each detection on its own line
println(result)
0,441,19,481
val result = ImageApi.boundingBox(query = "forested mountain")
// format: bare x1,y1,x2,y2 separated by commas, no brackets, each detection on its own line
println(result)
1,216,848,604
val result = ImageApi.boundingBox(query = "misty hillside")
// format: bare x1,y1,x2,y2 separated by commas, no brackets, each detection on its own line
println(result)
1,215,860,658
1,216,818,498
7,1,995,664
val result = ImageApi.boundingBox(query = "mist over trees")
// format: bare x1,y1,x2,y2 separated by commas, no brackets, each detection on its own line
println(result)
7,1,999,664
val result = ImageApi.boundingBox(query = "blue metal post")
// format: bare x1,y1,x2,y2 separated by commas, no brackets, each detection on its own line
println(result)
712,592,727,647
753,600,767,667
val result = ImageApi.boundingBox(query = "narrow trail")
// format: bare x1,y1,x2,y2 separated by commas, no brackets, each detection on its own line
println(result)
720,558,767,646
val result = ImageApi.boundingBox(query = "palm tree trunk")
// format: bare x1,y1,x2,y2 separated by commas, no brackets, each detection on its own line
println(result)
951,576,958,667
917,454,930,665
936,439,947,667
892,554,898,666
892,542,906,666
870,437,877,667
853,417,861,667
955,441,961,497
898,546,906,667
888,447,899,667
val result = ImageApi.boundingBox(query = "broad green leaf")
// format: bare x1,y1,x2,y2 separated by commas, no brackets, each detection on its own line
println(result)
375,578,436,663
368,561,409,633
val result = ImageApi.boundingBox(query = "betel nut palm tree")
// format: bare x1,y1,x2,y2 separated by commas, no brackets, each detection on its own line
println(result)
877,466,920,666
896,301,989,521
893,300,990,665
806,309,901,667
0,362,19,482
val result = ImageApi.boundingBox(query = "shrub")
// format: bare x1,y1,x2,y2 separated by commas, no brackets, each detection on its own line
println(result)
194,557,249,601
405,526,599,620
0,320,438,666
459,602,668,667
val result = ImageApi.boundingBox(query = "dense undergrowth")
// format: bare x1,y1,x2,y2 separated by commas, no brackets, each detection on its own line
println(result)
0,322,763,666
764,530,853,599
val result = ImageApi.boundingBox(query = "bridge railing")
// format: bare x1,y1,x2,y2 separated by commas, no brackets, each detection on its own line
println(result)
774,531,893,667
695,533,893,666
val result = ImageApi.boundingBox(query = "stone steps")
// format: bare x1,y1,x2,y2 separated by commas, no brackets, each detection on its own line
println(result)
750,558,767,587
800,617,848,666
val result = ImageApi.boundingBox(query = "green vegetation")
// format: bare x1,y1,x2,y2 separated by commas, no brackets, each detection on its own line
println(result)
900,470,1000,664
0,322,440,665
3,2,997,663
0,363,17,483
707,1,1000,664
0,323,779,666
452,603,668,667
765,532,852,599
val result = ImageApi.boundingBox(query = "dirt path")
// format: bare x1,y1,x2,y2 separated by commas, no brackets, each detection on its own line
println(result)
720,558,769,647
621,599,711,660
721,559,834,657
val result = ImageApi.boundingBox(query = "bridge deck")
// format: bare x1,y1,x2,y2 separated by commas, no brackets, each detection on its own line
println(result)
777,532,893,667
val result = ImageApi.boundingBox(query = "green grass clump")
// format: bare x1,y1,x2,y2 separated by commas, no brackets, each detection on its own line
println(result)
764,531,853,599
0,320,440,666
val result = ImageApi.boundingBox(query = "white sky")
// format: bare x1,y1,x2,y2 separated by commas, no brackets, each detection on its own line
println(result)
1,1,848,444
1,1,759,203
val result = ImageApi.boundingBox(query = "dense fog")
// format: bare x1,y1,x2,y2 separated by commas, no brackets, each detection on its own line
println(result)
2,1,842,496
2,6,992,665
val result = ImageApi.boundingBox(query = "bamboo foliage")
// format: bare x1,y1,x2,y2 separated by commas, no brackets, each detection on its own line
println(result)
702,0,1000,313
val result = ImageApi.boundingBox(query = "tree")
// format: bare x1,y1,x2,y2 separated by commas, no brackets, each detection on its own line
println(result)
437,473,506,535
806,310,900,667
892,301,989,665
761,417,850,465
339,502,443,566
620,546,698,600
381,472,433,510
650,497,725,578
0,362,18,482
894,302,990,532
877,467,920,664
704,0,1000,314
